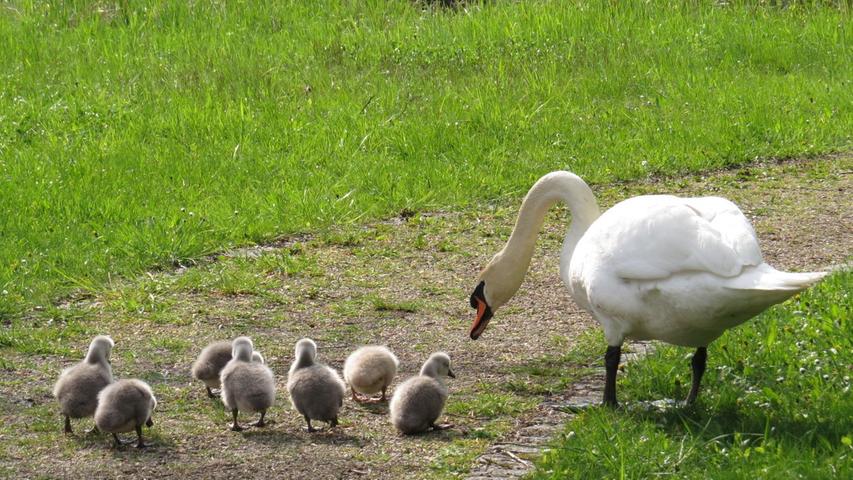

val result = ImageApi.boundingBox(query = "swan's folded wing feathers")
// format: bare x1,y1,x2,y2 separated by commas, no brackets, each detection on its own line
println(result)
684,197,763,265
608,197,761,280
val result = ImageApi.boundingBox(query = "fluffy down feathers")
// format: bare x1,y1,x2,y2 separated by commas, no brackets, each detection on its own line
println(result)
287,338,346,429
191,341,232,389
53,336,114,430
390,352,455,434
389,376,448,434
94,379,157,434
220,338,276,416
343,345,398,397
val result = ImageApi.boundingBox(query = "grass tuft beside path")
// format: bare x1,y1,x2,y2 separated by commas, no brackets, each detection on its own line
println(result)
1,1,851,317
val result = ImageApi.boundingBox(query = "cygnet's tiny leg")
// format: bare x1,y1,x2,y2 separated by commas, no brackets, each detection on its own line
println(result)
112,433,133,447
304,415,317,433
351,387,362,402
135,425,152,449
249,411,267,427
206,386,216,399
380,387,387,402
229,409,244,432
63,415,72,434
329,417,338,428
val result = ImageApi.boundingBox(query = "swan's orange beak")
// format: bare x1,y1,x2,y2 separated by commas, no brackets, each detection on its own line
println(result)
470,296,493,340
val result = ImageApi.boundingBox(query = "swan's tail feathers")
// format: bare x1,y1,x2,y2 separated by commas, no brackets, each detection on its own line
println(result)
727,266,828,292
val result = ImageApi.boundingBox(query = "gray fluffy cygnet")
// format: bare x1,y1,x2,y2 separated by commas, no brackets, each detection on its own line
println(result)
52,335,115,434
220,337,276,431
389,352,456,435
94,379,157,448
286,338,346,432
191,340,233,398
343,345,399,403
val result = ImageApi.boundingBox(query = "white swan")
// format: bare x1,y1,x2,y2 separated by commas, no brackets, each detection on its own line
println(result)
469,171,827,406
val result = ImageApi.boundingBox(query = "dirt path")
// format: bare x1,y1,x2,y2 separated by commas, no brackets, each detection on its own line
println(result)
1,155,850,479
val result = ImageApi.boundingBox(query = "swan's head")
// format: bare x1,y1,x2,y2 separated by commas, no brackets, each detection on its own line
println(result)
468,280,493,340
420,352,456,380
86,335,115,364
294,338,317,362
232,336,254,362
469,255,520,339
252,351,265,364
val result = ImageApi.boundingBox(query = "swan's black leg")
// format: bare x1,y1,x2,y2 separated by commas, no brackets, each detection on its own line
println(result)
685,347,707,405
603,345,621,407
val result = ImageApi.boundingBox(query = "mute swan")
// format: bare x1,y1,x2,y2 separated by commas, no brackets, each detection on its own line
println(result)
343,345,399,402
191,340,233,398
220,337,276,431
468,171,826,406
94,379,156,448
389,352,455,434
286,338,346,432
252,351,265,364
53,335,114,434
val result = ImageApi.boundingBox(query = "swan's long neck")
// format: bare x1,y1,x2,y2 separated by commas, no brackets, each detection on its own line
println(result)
420,361,439,379
484,172,599,309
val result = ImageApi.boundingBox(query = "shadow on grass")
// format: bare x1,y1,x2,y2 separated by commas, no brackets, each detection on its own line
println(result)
628,399,853,451
239,425,362,447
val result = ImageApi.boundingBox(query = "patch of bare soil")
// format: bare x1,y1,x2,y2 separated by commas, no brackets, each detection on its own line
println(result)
0,154,849,479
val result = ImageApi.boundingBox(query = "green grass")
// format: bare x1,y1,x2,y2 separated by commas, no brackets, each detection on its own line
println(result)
1,1,850,318
532,270,852,479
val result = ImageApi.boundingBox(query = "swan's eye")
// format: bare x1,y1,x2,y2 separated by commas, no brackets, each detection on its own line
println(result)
470,281,486,309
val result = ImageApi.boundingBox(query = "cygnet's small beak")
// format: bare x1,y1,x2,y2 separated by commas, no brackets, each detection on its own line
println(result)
448,369,456,379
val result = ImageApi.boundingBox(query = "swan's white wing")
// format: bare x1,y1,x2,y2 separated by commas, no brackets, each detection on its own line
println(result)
597,196,763,281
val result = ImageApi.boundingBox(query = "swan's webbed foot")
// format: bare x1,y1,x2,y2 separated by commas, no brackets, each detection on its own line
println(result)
229,409,244,431
249,411,267,428
135,425,152,448
304,416,317,433
113,433,133,447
